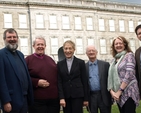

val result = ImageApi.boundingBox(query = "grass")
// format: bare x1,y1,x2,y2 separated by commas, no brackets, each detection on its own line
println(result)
60,101,141,113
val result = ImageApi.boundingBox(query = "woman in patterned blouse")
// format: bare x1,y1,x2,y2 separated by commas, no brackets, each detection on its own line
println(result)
108,36,140,113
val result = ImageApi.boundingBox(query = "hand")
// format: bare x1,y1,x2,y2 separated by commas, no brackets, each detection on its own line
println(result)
4,102,12,112
110,89,115,99
114,90,122,101
110,89,118,101
60,99,66,107
38,79,50,88
110,89,122,101
83,101,89,106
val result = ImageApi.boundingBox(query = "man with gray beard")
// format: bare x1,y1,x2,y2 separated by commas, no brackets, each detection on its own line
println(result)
0,28,33,113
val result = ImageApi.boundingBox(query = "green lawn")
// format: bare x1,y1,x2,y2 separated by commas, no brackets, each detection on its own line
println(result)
60,101,141,113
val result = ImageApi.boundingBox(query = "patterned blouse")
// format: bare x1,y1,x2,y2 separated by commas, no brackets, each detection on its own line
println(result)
116,52,140,107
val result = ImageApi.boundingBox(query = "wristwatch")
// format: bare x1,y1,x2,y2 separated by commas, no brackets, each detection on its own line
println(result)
119,87,124,92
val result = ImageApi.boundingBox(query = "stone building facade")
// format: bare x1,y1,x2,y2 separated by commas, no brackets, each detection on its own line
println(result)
0,0,140,62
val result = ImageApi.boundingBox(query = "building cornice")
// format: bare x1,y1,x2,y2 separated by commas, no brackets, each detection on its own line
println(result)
0,0,140,14
0,1,27,5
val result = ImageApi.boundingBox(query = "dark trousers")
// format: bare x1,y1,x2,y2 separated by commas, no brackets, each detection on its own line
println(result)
63,97,83,113
28,98,60,113
3,96,28,113
90,91,111,113
117,97,136,113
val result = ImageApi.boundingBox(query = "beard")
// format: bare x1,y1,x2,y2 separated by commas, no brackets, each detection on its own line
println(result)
5,41,18,52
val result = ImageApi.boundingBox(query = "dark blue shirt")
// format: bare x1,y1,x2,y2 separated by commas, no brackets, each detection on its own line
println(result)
12,51,28,95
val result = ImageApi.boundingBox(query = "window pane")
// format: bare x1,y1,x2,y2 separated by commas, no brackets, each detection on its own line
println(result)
109,20,115,31
20,38,28,55
99,19,105,31
130,39,135,53
100,39,107,54
100,47,107,54
36,14,44,28
51,37,58,54
75,17,81,30
4,14,12,28
86,17,93,30
49,15,57,29
87,38,94,45
4,23,12,28
119,20,125,32
62,16,70,29
19,14,27,28
110,38,113,45
100,39,106,46
138,21,141,25
129,21,134,32
76,38,83,54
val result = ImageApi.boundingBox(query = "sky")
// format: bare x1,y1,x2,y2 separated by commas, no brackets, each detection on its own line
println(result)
98,0,141,4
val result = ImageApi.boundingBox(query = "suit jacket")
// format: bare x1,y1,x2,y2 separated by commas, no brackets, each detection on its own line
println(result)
0,48,33,111
135,47,141,97
57,56,89,101
86,60,111,106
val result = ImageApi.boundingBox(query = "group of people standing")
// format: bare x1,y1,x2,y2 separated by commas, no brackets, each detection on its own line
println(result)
0,24,141,113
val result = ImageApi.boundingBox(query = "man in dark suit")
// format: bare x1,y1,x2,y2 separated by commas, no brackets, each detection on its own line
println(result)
0,28,33,113
135,24,141,98
57,40,89,113
86,45,112,113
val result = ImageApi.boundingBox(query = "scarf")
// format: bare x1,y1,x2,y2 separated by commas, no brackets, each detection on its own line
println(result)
108,50,126,92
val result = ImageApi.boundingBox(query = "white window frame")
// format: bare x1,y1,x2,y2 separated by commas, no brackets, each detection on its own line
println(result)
86,17,93,30
110,38,114,45
76,37,83,54
20,37,29,55
130,39,136,53
49,15,57,29
19,14,27,28
100,39,107,54
87,37,94,45
109,19,115,31
74,16,82,30
99,19,105,31
119,20,125,32
4,13,12,28
51,37,58,54
129,21,134,32
36,14,44,28
62,15,70,29
138,21,141,25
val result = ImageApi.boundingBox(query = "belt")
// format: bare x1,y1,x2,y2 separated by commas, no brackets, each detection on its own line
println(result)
90,90,101,94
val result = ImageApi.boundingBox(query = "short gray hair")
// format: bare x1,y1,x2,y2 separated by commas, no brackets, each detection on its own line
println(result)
33,35,46,46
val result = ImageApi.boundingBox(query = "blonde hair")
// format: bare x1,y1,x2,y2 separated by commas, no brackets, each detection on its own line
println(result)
63,40,75,50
